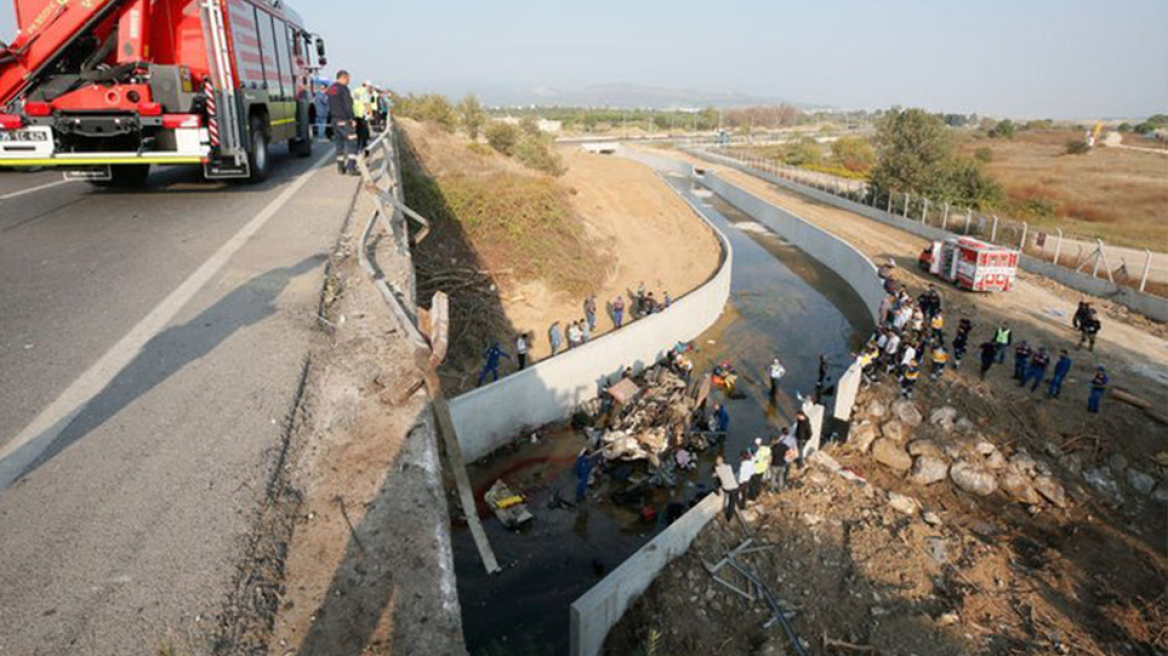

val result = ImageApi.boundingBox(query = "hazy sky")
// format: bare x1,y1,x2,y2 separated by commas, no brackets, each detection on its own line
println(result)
2,0,1166,118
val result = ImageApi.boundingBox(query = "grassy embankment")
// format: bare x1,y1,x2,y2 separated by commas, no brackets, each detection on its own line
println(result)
398,118,609,389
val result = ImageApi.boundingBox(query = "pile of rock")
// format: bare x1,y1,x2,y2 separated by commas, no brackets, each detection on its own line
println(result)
848,383,1168,510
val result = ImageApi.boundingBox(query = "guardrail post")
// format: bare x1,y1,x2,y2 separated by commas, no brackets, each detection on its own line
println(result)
902,193,910,217
1140,250,1152,292
942,202,950,230
1053,229,1063,265
1019,222,1028,251
921,197,929,224
991,215,999,242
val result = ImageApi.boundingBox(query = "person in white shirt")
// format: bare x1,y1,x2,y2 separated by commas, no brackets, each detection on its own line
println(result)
882,331,901,370
516,333,529,370
768,357,786,399
713,455,740,520
737,450,754,509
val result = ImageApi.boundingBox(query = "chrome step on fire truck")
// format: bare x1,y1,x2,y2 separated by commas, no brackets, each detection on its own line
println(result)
0,0,326,185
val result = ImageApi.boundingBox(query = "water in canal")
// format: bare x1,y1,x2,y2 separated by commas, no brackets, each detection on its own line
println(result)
451,172,874,655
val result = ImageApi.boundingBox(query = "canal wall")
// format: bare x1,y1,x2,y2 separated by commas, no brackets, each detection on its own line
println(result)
447,163,734,463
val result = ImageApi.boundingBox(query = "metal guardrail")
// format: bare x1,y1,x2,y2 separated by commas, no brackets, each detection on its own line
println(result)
353,120,501,575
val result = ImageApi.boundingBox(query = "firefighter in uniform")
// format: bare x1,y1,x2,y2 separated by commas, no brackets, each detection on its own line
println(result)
353,81,373,151
327,70,358,175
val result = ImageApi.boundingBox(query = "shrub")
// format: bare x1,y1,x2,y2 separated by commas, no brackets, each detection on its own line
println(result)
1117,122,1132,132
830,136,876,172
513,136,565,176
466,142,494,157
974,146,994,163
395,93,457,132
457,94,487,140
1065,140,1091,155
988,119,1016,139
485,122,520,156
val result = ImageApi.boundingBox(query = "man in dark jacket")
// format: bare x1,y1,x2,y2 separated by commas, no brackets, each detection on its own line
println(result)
327,70,358,175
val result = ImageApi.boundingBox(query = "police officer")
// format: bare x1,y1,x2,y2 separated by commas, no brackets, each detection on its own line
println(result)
1087,366,1108,413
327,70,358,175
1021,346,1050,393
1047,350,1073,398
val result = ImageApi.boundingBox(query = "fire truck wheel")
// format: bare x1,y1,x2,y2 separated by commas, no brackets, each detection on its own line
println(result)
247,116,271,182
93,164,150,188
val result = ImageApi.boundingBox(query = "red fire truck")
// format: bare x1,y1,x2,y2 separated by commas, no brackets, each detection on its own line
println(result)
918,237,1019,292
0,0,326,185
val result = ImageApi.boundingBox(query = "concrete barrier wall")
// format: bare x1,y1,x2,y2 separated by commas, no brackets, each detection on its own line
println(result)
448,169,733,463
701,171,886,323
686,147,1168,323
569,491,722,656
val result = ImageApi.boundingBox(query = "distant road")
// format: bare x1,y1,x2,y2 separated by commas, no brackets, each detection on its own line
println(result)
0,149,357,653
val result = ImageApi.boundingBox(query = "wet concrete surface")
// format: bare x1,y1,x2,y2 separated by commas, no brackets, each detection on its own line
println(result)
451,173,874,655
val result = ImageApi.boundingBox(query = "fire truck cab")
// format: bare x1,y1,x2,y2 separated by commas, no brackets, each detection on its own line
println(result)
0,0,326,185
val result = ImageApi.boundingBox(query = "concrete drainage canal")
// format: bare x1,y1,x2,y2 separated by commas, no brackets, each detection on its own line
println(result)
450,171,875,655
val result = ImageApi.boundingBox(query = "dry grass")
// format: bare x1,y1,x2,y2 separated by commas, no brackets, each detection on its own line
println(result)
958,130,1168,248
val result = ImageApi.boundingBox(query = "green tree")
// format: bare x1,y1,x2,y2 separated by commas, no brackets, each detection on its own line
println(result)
830,136,876,172
457,94,487,140
988,119,1016,139
974,146,994,163
870,108,954,195
784,138,822,166
697,107,719,131
519,116,541,137
485,122,520,156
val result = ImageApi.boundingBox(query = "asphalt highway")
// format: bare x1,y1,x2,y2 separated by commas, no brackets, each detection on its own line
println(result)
0,146,357,653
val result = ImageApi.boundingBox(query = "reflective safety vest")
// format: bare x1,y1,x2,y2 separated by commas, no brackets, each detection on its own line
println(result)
933,349,949,364
903,367,920,381
994,328,1011,345
931,315,944,330
352,86,371,119
755,445,772,473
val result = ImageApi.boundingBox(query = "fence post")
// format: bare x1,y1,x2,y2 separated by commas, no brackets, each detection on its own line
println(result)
1053,229,1063,265
964,211,972,235
921,198,929,224
1019,222,1028,252
1140,250,1152,292
902,193,910,217
942,202,950,230
991,215,999,242
1091,240,1103,278
886,193,893,213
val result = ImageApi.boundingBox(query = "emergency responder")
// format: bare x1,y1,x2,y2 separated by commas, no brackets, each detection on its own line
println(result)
1087,366,1109,413
993,323,1013,363
930,345,949,379
1077,312,1101,352
952,317,972,367
978,340,998,380
900,358,921,398
1047,350,1072,398
353,81,373,151
327,71,358,175
1021,346,1050,393
1013,340,1032,381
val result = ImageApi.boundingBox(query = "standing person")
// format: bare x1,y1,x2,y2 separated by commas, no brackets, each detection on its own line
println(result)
882,332,901,374
768,357,786,399
549,321,563,356
993,323,1013,363
793,411,811,464
930,311,945,345
663,291,673,309
751,437,771,499
713,403,730,435
567,321,583,349
1013,340,1033,381
952,318,972,367
612,296,626,328
899,340,918,376
1087,366,1109,413
326,71,358,175
1022,347,1050,392
584,296,598,332
574,448,594,501
772,428,798,491
1078,313,1101,351
352,81,372,151
978,340,998,380
477,342,511,386
737,451,754,509
1047,350,1073,398
313,83,329,139
714,455,740,521
930,345,949,379
636,281,646,314
516,332,529,370
1072,301,1090,331
900,359,920,398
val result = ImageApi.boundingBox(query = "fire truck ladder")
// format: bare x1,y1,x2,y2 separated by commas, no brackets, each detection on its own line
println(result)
199,0,248,177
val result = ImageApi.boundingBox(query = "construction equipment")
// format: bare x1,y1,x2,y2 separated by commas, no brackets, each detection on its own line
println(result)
0,0,326,184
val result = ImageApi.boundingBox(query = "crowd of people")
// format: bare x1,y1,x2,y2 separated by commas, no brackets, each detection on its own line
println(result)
854,284,1110,413
320,70,393,175
714,411,811,520
476,283,675,386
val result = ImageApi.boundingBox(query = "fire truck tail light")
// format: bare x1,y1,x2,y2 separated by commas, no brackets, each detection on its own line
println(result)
0,114,22,130
138,102,163,116
162,114,202,129
24,101,51,117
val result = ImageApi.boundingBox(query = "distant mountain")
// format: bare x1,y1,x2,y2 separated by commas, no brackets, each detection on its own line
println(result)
393,80,823,110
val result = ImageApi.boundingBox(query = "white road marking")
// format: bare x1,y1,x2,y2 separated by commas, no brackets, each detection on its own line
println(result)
0,178,74,201
0,152,333,490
